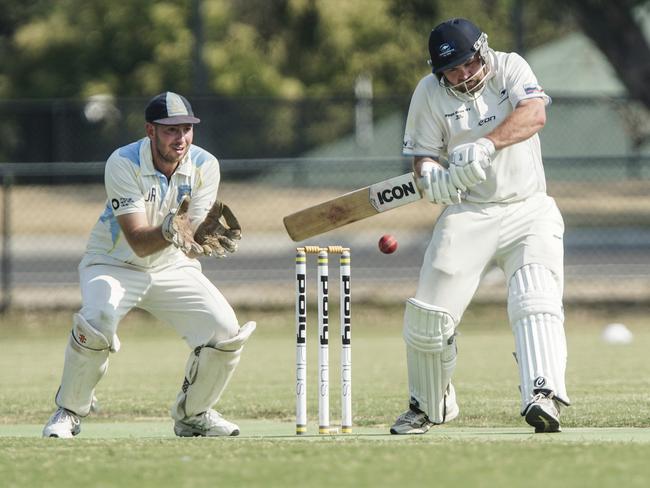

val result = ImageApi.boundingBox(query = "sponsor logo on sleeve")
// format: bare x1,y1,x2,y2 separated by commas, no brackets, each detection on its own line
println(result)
523,83,543,95
111,197,135,210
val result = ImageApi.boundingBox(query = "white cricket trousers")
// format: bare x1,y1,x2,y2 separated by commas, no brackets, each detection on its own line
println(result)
78,260,239,348
415,193,564,321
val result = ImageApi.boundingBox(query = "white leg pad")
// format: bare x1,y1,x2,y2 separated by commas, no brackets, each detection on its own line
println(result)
508,264,570,413
56,313,111,416
208,321,256,351
403,298,458,424
171,321,256,420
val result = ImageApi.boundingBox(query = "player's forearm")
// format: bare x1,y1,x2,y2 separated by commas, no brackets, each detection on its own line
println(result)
485,98,546,150
122,226,170,257
116,213,171,257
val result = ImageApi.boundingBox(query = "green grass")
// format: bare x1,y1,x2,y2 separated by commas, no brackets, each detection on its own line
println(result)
1,304,650,487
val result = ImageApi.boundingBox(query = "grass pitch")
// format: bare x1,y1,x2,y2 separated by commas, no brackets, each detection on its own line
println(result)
1,304,649,487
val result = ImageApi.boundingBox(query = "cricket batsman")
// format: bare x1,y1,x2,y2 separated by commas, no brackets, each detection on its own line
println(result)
43,92,255,438
391,18,569,434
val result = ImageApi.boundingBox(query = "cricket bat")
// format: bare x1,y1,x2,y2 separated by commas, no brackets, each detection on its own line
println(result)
283,172,423,241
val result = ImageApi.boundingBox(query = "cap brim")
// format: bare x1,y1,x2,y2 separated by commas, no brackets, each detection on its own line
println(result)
150,116,201,125
434,52,476,74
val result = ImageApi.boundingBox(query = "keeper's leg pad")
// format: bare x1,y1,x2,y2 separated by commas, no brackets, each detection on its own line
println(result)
55,313,112,416
403,299,458,424
508,264,570,413
171,321,256,420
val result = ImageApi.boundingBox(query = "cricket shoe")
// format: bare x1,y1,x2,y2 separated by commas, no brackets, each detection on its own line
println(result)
42,407,81,438
174,409,240,437
390,386,460,435
390,407,434,434
523,390,561,433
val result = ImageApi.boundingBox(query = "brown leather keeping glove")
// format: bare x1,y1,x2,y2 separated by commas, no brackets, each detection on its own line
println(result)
161,195,203,256
194,201,242,258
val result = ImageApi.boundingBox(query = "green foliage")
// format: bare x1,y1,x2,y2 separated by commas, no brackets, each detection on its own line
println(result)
0,0,580,100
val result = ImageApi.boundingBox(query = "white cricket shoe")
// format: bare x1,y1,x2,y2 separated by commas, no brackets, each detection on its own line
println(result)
524,390,561,433
390,407,434,434
43,408,81,438
174,409,240,437
390,384,459,435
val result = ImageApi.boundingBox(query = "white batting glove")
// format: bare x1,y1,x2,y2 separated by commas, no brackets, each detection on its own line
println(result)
419,161,461,205
448,137,496,190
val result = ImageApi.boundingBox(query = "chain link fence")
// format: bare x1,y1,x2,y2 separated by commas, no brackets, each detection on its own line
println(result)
1,96,649,311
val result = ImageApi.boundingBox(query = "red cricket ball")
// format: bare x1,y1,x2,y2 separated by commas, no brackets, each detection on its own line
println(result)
378,234,398,254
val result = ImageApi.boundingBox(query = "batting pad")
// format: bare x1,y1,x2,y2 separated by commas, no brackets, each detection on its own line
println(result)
56,314,111,416
508,264,570,413
171,321,256,420
403,298,458,424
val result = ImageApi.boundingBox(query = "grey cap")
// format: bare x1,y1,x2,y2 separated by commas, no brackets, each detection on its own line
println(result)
145,92,201,125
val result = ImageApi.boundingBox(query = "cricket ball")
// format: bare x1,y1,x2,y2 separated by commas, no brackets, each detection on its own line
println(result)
378,234,398,254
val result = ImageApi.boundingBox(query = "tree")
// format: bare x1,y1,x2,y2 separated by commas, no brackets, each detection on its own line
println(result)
557,0,650,109
0,0,576,100
1,0,647,160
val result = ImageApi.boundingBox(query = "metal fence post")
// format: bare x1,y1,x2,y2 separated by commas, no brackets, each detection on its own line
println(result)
1,174,12,313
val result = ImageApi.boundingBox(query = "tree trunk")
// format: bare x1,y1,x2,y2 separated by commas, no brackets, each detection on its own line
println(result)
568,0,650,108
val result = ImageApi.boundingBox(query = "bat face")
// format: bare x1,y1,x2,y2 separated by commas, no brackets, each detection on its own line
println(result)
368,173,421,212
283,172,423,242
326,204,349,224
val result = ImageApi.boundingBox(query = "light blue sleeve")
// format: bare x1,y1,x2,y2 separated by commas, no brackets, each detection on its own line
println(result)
104,150,146,216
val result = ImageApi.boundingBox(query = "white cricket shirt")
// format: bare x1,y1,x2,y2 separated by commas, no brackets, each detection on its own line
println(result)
403,50,551,203
83,137,220,269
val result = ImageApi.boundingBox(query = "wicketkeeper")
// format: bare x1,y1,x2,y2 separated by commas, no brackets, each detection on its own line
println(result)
391,18,569,434
43,92,255,438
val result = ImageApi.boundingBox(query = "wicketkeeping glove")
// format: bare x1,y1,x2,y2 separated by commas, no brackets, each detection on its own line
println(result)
448,137,496,191
161,195,204,255
193,200,242,258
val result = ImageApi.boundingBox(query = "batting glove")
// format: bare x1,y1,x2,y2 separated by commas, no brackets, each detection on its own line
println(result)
448,137,496,190
419,161,462,205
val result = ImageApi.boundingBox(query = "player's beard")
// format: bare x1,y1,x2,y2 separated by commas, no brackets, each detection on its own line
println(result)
153,134,190,166
446,62,488,94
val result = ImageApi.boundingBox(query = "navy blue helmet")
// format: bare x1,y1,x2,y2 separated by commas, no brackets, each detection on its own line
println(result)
428,18,487,74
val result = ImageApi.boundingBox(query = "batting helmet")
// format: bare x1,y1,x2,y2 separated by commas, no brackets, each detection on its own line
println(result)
428,18,487,74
